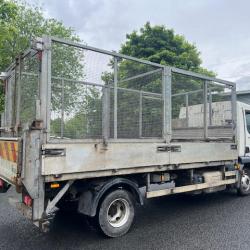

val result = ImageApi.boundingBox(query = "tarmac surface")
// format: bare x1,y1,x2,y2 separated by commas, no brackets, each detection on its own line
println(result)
1,188,250,250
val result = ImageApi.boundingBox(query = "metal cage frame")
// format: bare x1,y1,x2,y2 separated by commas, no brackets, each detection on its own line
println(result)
0,36,237,144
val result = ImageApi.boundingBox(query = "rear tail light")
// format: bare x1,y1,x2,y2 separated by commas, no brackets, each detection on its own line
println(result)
0,179,4,188
23,195,33,207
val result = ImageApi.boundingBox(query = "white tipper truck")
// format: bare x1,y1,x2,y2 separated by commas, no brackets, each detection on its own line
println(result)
0,36,249,237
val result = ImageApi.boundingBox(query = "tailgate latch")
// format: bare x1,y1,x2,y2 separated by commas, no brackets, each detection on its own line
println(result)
157,145,181,152
42,148,66,157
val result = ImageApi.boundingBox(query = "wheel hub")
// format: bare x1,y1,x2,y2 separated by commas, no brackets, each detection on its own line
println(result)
107,198,130,228
241,173,250,191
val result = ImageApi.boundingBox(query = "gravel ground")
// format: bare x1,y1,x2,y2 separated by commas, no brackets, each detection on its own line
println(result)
1,188,250,250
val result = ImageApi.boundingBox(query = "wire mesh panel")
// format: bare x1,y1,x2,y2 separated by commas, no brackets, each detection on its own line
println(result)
142,95,163,138
171,71,234,140
207,83,233,138
50,40,164,140
116,89,140,138
48,38,235,141
18,53,40,128
1,52,40,131
172,73,205,139
4,70,15,127
50,78,103,139
64,83,103,139
207,83,232,126
1,37,236,143
50,78,63,138
113,59,163,139
178,90,205,128
50,41,112,139
117,58,162,93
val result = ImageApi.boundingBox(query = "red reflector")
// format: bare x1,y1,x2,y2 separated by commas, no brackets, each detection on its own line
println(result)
0,179,4,188
24,195,32,207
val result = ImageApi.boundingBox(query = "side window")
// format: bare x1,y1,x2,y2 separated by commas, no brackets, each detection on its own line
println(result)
245,111,250,134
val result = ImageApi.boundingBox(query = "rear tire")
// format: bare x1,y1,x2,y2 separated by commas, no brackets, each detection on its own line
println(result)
98,189,135,237
238,168,250,196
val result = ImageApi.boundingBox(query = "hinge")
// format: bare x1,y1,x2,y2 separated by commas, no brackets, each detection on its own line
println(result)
157,145,181,152
31,37,43,51
42,148,66,157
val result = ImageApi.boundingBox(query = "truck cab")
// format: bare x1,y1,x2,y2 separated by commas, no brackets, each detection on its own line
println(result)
237,101,250,162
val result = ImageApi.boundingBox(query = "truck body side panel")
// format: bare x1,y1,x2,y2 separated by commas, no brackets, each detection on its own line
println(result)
42,141,237,179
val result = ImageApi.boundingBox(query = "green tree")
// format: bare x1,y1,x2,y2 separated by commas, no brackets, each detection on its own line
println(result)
105,23,219,137
0,0,84,117
118,22,217,124
0,0,81,71
0,1,100,139
119,22,215,91
0,0,17,110
0,0,17,68
120,22,214,74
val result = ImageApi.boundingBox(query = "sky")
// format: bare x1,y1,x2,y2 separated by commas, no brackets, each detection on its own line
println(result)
29,0,250,90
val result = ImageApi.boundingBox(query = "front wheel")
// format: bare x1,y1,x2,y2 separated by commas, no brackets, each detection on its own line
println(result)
238,168,250,196
98,189,135,237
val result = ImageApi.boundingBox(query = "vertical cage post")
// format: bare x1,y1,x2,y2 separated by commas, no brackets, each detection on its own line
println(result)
40,36,52,140
3,78,7,127
31,36,51,222
163,67,172,143
203,80,208,139
185,93,189,127
231,84,237,142
208,85,212,126
113,57,118,139
139,91,142,138
7,72,14,128
15,56,22,130
60,78,65,138
102,85,110,142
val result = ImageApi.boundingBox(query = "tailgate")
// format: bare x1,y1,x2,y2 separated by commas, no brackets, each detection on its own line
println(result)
0,138,20,185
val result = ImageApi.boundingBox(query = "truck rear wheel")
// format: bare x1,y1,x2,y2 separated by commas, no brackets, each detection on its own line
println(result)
238,168,250,196
98,189,135,237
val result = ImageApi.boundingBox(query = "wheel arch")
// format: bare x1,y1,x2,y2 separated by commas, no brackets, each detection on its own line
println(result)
78,177,143,217
238,156,250,167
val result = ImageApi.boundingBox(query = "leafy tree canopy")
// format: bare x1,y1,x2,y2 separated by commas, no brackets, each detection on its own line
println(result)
0,0,81,72
117,22,218,124
120,22,214,76
0,0,85,127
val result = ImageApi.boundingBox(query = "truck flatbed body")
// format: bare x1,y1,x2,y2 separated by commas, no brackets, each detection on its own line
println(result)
42,141,237,181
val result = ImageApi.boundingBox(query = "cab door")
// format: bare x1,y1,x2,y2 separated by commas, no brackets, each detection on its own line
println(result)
243,110,250,156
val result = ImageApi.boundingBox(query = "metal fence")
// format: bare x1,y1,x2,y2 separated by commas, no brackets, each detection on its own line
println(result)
1,36,237,142
1,50,40,131
49,40,164,140
171,73,234,140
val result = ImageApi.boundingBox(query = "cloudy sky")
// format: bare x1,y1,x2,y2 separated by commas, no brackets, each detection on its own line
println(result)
30,0,250,90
